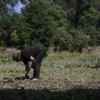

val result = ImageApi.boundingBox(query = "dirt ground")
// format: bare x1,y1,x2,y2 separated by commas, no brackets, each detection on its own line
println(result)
1,78,100,100
0,65,100,100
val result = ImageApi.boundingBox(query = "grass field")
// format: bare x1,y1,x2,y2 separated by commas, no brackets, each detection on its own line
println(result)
0,51,100,100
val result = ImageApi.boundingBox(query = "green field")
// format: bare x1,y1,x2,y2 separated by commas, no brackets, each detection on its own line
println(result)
0,52,100,100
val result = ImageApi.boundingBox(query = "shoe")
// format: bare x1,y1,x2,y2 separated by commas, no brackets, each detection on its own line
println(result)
32,78,38,81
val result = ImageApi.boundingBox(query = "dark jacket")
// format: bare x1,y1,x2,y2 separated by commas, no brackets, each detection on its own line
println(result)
21,45,47,64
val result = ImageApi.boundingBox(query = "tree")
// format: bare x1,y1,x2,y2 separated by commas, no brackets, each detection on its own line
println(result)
81,7,100,46
69,29,90,52
0,0,8,17
0,13,22,46
0,16,13,46
83,25,97,46
10,30,19,46
21,0,68,47
53,0,100,28
17,21,31,47
0,0,28,16
54,0,76,26
81,7,99,27
54,27,72,51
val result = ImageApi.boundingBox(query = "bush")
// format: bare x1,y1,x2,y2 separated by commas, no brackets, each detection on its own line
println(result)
69,29,90,52
54,27,72,51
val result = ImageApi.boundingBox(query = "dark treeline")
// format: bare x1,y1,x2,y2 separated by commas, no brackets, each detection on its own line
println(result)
0,0,100,52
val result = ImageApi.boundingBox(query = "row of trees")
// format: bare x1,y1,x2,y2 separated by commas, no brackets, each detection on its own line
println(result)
0,0,100,52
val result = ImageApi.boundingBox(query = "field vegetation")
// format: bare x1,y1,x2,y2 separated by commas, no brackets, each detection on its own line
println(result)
0,49,100,100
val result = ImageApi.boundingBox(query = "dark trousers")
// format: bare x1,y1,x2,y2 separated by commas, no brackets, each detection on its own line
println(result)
33,61,42,79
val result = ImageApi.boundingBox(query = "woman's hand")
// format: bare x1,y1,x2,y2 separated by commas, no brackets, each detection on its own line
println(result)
30,56,35,62
25,74,29,79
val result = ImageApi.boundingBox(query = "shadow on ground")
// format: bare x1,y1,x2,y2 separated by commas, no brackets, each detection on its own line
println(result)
1,75,100,100
0,86,100,100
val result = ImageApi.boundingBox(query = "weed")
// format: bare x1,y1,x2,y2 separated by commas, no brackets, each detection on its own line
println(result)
4,78,14,82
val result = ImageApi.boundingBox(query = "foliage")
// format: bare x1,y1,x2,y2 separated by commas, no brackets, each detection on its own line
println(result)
69,29,90,52
83,25,98,46
0,16,12,46
0,0,8,17
52,0,100,51
54,27,72,51
81,7,99,27
0,0,100,51
21,0,68,47
17,17,31,47
4,78,14,82
54,27,90,52
10,30,19,45
0,0,29,16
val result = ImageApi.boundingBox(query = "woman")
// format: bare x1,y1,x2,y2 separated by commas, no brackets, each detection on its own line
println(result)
13,45,48,81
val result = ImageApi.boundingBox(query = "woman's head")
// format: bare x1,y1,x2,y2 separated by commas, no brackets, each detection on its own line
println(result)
13,52,22,61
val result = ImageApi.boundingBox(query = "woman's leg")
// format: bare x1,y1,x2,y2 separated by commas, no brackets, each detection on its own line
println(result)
33,61,42,79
